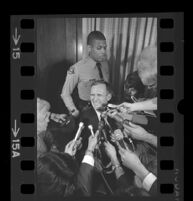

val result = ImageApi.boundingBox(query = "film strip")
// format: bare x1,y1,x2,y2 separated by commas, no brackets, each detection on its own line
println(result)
10,13,184,200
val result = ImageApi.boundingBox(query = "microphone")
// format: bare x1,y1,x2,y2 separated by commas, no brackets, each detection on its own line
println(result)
97,118,107,143
98,119,105,133
88,125,95,137
113,129,127,149
101,113,114,135
73,122,84,141
102,128,108,142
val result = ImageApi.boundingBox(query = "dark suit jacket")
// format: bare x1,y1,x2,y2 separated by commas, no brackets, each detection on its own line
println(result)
77,161,95,196
115,174,157,196
80,106,99,132
37,152,94,200
149,179,157,195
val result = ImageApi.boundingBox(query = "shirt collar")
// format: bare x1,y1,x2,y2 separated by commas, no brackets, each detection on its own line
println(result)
94,109,101,121
87,56,104,69
85,56,97,69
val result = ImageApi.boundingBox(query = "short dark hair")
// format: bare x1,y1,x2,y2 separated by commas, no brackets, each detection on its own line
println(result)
87,31,106,45
91,80,113,95
37,151,79,199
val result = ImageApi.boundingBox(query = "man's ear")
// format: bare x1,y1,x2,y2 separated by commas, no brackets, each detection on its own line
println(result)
87,45,91,54
107,93,112,101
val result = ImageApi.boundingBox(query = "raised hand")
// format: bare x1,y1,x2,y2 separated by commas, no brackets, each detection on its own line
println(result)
118,144,150,181
87,130,99,152
50,113,67,123
64,137,82,156
118,144,141,171
118,102,135,113
123,122,149,141
58,114,67,122
108,102,135,114
104,141,119,166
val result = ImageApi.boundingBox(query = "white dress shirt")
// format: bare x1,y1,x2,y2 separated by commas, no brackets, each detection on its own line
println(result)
142,172,157,192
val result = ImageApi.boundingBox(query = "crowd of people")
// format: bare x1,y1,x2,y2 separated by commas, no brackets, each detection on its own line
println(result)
37,31,157,200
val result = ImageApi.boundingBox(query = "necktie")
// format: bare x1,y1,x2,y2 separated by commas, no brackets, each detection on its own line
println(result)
96,62,103,80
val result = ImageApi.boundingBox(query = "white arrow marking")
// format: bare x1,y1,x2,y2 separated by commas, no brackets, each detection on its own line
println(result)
11,120,20,138
12,28,21,46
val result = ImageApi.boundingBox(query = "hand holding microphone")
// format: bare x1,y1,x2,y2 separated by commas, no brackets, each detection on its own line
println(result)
112,129,128,150
73,122,84,142
88,125,95,137
107,104,148,125
87,130,100,152
64,137,82,156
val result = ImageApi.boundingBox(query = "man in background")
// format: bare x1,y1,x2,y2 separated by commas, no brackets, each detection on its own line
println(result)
61,31,109,117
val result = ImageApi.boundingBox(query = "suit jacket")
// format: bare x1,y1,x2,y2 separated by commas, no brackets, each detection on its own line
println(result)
80,105,99,132
76,161,95,196
58,154,95,197
149,180,157,195
37,152,94,200
37,130,54,158
115,174,157,196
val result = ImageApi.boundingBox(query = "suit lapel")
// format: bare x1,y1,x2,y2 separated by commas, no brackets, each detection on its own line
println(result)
89,107,100,132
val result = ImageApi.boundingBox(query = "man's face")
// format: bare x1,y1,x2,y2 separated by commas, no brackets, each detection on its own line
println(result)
88,40,107,62
90,84,111,111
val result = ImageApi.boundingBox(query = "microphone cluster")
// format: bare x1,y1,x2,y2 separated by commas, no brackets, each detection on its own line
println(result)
103,104,148,125
73,122,97,143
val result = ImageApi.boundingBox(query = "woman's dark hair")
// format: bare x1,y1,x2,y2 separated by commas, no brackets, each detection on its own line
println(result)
37,151,79,200
124,71,145,100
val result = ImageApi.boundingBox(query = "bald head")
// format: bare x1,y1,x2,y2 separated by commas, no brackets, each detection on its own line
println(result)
137,46,157,86
37,98,51,133
37,98,50,114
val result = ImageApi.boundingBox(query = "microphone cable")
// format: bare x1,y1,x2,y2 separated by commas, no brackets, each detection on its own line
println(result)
100,170,114,195
95,147,114,195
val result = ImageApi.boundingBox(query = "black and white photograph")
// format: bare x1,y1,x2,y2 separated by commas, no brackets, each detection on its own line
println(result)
36,16,157,199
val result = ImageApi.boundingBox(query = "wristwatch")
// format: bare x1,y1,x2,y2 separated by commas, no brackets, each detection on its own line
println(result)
70,109,75,113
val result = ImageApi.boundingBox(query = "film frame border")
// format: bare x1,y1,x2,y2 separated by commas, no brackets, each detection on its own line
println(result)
10,13,184,201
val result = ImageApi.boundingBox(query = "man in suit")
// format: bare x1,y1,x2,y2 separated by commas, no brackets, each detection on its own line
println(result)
78,80,157,195
37,130,99,199
78,80,133,195
79,80,114,153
